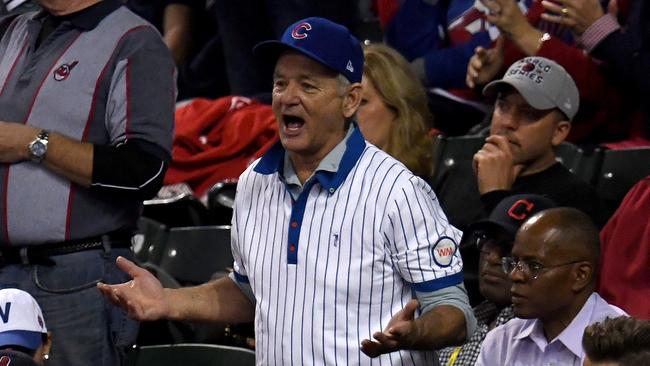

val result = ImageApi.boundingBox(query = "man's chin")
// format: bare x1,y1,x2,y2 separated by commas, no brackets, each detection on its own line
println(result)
512,304,537,319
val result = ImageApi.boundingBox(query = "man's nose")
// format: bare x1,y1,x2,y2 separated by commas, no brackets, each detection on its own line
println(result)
276,82,300,106
493,112,518,132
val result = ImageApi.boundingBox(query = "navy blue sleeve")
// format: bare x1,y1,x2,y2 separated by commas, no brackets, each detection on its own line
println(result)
590,13,650,95
384,0,446,62
384,0,493,89
423,31,491,88
91,139,169,200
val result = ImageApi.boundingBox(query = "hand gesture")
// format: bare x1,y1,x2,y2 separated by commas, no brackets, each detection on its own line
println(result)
473,135,525,194
540,0,605,36
97,256,170,321
466,37,505,89
360,299,420,358
482,0,534,38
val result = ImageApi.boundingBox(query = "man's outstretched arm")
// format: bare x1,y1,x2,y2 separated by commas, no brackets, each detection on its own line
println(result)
98,256,255,324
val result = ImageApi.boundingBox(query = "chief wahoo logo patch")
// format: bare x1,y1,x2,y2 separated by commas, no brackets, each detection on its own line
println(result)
53,60,78,81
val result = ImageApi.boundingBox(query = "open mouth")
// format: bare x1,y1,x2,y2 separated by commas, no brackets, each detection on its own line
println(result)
283,114,305,132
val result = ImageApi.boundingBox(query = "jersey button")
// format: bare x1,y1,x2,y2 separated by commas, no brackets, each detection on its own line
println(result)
290,221,298,228
289,244,296,252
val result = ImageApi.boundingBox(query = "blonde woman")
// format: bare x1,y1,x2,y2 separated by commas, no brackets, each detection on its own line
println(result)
357,43,436,180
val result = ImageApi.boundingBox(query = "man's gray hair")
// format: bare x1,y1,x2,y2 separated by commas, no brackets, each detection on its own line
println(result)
337,74,351,96
336,74,355,128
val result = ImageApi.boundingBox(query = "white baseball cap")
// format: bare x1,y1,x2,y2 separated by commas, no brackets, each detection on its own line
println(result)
0,289,47,350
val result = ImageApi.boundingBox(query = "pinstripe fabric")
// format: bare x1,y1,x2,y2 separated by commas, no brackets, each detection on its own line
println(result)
232,127,463,366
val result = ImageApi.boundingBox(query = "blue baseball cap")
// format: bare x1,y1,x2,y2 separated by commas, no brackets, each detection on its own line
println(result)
253,17,364,83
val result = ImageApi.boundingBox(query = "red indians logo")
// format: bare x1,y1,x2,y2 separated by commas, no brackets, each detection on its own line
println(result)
508,199,535,220
291,22,312,39
521,63,536,72
0,355,11,366
53,60,78,81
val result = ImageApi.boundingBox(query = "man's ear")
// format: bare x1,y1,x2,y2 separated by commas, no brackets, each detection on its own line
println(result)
342,82,362,119
551,119,571,146
571,262,594,292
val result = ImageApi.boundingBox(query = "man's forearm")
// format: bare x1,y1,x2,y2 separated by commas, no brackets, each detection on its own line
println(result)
412,305,467,350
41,131,93,187
509,26,545,56
164,276,255,324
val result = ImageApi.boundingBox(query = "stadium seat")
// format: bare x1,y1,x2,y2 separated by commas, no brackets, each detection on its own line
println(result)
431,135,485,188
207,180,238,225
133,217,168,264
554,141,583,174
554,142,603,184
594,147,650,217
126,343,255,366
143,193,212,228
157,225,233,286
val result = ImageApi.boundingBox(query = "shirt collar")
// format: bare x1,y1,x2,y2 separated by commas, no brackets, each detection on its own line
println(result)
513,293,599,359
555,293,599,359
254,123,366,193
35,0,122,31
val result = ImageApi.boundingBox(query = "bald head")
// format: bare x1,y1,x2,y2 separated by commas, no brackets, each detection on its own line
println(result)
518,207,600,267
509,207,601,324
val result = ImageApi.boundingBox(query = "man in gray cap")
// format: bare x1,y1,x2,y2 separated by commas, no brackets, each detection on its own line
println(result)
473,56,601,226
437,56,602,237
435,56,602,307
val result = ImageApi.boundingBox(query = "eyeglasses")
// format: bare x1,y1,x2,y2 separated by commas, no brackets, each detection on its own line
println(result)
501,257,583,280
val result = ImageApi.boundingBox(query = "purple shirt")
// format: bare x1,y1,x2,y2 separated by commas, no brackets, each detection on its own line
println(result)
476,293,626,366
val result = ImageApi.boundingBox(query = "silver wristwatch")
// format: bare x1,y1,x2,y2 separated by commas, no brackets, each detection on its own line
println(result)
27,130,49,163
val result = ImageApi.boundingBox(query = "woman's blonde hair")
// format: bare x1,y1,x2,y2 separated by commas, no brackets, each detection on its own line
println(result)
362,43,435,179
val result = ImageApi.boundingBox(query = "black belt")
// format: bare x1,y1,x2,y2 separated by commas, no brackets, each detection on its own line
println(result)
0,234,132,266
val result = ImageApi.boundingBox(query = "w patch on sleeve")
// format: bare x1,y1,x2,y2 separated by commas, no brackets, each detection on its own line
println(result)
432,236,457,267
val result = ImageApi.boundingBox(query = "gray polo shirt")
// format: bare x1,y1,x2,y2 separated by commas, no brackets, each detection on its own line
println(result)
0,2,175,245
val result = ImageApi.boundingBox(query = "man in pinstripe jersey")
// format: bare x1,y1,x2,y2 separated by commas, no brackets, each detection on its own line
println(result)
100,17,476,365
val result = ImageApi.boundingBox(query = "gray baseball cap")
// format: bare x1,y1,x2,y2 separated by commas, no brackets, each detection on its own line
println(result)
483,56,579,121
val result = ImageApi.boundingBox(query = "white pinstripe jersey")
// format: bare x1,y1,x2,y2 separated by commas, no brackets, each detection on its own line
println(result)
231,128,464,366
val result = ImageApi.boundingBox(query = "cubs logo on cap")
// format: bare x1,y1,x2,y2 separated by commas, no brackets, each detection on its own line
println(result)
291,22,312,40
253,17,364,83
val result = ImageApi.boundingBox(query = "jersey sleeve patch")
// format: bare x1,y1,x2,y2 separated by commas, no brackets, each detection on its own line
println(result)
432,236,458,268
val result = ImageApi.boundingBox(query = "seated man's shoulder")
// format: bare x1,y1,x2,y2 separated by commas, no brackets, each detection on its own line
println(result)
487,317,531,340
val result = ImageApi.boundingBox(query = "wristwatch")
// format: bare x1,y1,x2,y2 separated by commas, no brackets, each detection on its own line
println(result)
27,130,49,163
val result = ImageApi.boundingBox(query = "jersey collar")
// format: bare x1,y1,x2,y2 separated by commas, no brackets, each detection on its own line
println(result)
254,122,366,194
